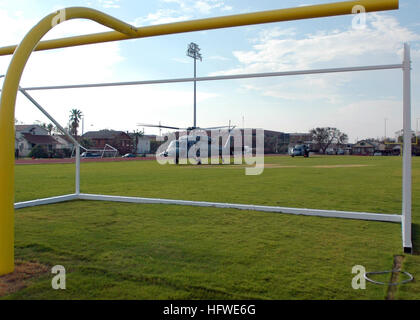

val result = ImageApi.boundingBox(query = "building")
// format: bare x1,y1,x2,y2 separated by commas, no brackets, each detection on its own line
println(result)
376,142,400,156
16,132,58,157
53,135,75,157
83,130,134,155
53,135,75,150
15,124,58,157
289,132,312,145
16,124,49,136
264,130,290,154
351,140,377,156
129,134,156,154
343,143,354,155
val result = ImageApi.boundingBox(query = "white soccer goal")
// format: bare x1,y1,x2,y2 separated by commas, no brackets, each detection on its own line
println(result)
71,144,119,159
13,43,413,253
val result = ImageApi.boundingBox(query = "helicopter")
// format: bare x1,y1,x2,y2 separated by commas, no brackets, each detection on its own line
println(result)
137,123,250,165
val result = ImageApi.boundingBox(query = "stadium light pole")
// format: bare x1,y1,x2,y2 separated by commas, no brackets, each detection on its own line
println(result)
187,42,202,128
384,117,388,140
82,116,85,136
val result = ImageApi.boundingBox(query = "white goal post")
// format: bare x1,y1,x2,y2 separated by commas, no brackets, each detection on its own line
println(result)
12,43,413,253
71,144,119,159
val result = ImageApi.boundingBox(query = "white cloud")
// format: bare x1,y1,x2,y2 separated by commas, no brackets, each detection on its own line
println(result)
329,99,403,141
0,9,38,46
212,13,420,76
194,0,228,14
84,0,122,9
14,85,219,134
249,27,297,44
172,57,190,64
0,5,220,135
241,75,346,104
2,4,418,141
206,13,420,141
0,13,125,86
221,5,233,11
134,9,191,26
208,55,230,61
135,0,233,26
97,0,121,9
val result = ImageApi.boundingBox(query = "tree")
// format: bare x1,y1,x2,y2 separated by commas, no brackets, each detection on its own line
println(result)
47,123,54,135
264,136,277,154
310,127,347,154
69,109,83,139
35,120,47,129
131,130,144,154
80,138,93,149
337,132,349,150
29,145,48,158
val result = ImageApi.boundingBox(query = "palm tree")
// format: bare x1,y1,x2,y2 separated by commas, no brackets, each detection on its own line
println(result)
47,123,54,135
132,129,144,154
69,109,83,138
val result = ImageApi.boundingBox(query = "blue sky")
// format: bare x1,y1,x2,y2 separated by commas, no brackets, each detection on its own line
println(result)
0,0,419,142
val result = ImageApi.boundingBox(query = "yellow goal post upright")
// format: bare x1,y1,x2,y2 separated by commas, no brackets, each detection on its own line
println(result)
0,0,407,276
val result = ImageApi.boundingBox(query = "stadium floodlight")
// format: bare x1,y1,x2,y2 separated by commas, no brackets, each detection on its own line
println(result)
187,42,202,61
187,42,202,128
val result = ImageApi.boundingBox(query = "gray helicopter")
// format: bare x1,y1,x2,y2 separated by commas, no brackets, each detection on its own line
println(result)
137,123,250,164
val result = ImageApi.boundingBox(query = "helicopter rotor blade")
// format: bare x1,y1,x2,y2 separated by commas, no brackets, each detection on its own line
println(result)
137,123,185,130
202,126,232,130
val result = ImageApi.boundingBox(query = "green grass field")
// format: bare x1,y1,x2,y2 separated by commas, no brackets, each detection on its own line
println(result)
3,155,420,299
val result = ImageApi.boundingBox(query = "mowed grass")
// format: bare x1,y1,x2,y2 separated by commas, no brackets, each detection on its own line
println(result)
5,155,420,299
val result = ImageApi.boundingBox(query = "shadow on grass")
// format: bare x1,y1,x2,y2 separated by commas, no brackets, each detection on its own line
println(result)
411,223,420,255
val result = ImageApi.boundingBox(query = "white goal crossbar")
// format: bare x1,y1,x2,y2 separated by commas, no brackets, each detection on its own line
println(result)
71,144,119,158
13,44,413,253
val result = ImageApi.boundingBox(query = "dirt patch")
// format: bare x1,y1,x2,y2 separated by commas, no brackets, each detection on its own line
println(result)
16,156,156,165
0,261,49,297
184,163,369,169
263,164,369,169
386,255,404,300
260,164,298,168
181,164,249,169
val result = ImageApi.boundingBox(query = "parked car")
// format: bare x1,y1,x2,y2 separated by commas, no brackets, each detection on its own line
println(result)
374,152,382,156
326,148,335,155
122,153,137,158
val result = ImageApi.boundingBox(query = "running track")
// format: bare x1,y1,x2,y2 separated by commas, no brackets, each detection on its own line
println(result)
15,156,156,165
15,154,291,165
